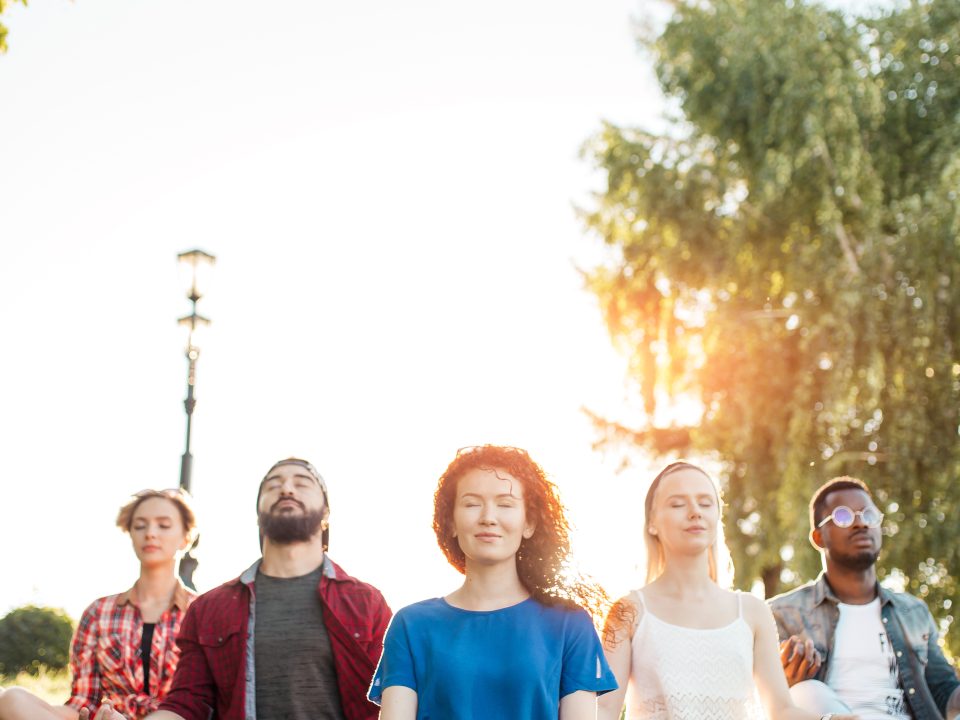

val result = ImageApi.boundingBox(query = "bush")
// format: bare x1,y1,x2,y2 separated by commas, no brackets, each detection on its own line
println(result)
0,605,74,676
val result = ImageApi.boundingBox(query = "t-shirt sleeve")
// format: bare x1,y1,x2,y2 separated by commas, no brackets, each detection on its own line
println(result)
368,610,417,705
559,608,619,698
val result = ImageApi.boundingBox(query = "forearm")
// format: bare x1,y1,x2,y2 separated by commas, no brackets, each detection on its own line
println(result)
143,712,186,720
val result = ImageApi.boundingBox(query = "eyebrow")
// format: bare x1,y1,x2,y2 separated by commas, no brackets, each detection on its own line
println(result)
460,492,519,499
265,472,315,482
133,514,174,522
665,493,714,500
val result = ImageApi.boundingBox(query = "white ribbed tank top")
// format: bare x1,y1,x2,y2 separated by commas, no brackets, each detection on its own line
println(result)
626,589,765,720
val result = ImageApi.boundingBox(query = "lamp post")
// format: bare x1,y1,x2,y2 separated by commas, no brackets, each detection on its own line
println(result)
176,248,216,588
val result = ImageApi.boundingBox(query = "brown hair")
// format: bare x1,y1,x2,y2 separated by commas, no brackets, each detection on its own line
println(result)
116,488,198,541
433,445,607,617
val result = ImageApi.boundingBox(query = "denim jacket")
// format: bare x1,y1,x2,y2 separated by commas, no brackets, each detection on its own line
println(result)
769,573,959,720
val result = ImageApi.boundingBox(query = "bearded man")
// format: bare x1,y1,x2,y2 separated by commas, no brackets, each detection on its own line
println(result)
98,458,391,720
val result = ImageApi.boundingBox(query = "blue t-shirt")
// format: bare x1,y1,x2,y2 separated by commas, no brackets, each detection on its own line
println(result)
368,596,617,719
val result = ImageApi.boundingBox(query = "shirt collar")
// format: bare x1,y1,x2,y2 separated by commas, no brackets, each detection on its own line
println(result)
117,579,192,612
814,572,893,607
239,554,337,587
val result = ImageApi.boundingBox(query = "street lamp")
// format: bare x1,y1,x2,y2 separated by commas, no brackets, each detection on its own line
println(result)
176,248,215,588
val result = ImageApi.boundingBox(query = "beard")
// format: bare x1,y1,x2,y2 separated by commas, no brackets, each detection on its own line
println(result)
258,504,325,545
831,546,880,572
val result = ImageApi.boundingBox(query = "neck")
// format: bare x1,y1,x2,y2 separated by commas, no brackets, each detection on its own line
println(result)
447,559,529,611
824,558,878,604
136,563,180,601
652,549,717,597
260,535,326,578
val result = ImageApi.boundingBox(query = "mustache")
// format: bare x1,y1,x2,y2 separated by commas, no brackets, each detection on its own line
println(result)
271,497,305,512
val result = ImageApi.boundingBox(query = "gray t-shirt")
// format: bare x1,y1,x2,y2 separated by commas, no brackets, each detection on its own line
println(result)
255,565,346,720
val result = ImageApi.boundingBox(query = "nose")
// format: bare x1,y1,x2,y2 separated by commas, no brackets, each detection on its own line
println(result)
144,523,158,539
479,503,497,525
689,504,702,519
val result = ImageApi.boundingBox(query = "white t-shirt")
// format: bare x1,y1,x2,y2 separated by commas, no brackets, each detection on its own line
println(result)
825,598,910,719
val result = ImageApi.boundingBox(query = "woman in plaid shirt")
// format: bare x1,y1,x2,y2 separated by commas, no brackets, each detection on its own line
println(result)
0,489,198,720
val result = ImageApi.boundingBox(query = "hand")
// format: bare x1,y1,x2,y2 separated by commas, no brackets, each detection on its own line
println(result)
830,715,860,720
78,702,129,720
779,634,821,686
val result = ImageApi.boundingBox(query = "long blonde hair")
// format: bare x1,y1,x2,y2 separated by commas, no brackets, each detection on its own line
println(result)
643,461,734,588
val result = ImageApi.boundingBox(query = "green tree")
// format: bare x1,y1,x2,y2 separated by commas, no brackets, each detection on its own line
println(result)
582,0,960,655
0,0,27,54
0,605,74,676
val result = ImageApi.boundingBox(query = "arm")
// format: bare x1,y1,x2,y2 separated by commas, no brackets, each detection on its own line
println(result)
596,596,636,720
378,686,417,720
560,690,598,720
745,595,856,720
66,603,102,714
920,608,960,717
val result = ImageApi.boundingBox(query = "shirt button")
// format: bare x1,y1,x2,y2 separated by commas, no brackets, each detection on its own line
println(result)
896,651,902,657
354,632,360,638
909,688,915,695
882,618,888,623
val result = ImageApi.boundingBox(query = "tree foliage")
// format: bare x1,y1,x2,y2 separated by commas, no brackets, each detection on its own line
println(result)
0,0,27,54
583,0,960,655
0,605,74,676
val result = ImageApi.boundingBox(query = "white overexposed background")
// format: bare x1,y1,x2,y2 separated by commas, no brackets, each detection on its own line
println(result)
0,0,880,620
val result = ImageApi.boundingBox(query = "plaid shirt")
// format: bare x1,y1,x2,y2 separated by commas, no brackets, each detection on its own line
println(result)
160,556,391,720
66,582,196,720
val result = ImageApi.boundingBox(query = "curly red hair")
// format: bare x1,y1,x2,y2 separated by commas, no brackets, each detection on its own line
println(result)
433,445,607,617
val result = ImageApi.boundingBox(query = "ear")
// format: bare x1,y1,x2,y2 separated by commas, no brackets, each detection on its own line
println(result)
810,526,825,551
522,519,536,539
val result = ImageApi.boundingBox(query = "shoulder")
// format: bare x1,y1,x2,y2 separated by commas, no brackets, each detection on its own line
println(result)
885,589,933,616
739,590,774,620
187,576,249,616
81,592,125,618
768,580,818,610
325,558,389,604
390,598,449,627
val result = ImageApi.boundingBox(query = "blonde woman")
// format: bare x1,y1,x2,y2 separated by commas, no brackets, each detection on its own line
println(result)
598,462,858,720
0,489,198,720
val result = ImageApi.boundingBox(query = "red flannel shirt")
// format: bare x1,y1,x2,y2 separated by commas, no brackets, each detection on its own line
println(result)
160,556,391,720
66,582,196,720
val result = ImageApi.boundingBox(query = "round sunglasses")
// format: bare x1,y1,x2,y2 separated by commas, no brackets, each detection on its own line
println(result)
817,504,883,529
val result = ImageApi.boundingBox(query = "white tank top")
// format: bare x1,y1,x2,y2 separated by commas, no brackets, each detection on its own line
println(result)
626,589,765,720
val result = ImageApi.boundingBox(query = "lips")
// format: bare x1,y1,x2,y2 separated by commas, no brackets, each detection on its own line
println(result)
685,526,707,533
475,533,501,541
142,545,161,552
273,498,304,511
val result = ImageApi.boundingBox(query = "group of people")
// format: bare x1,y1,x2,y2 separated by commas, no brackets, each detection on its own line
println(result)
0,447,956,720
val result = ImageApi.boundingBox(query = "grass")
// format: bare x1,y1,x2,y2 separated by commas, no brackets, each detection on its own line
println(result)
0,667,71,704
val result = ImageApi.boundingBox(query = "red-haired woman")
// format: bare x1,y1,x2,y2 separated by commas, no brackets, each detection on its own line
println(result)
369,445,616,720
0,489,198,720
597,462,858,720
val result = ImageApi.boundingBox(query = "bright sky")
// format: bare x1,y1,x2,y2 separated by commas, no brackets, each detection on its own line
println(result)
0,0,879,622
0,0,668,621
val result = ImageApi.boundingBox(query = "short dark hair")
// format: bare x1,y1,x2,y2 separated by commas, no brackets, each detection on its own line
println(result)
809,476,872,529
